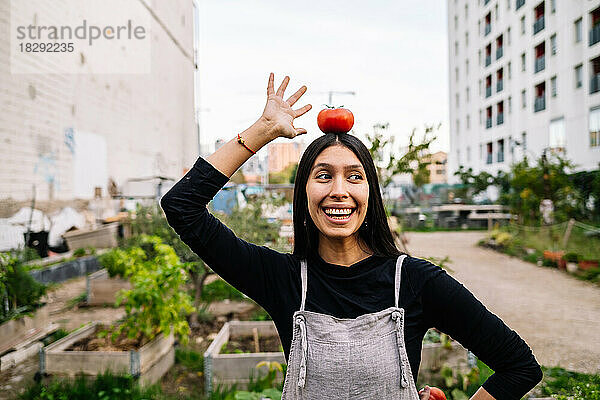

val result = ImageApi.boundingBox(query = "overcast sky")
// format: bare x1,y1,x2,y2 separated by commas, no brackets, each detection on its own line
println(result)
196,0,449,155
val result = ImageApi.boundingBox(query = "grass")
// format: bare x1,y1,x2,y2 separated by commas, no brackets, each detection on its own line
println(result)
175,347,204,372
536,366,600,400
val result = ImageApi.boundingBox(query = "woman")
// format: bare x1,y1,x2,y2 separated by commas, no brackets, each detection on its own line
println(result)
161,74,543,399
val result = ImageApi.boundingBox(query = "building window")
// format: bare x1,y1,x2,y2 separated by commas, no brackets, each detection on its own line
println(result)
550,0,555,13
590,107,600,147
534,2,545,35
479,49,482,66
467,114,471,129
456,93,460,107
575,18,582,43
497,139,505,163
507,0,511,10
465,31,469,47
456,119,460,134
551,75,557,96
549,117,566,150
495,3,499,20
507,26,511,45
465,4,469,19
575,64,583,88
591,56,600,94
497,101,504,125
521,52,526,71
522,132,527,151
591,8,600,46
521,15,526,35
466,59,470,75
485,43,492,66
497,68,504,92
466,86,470,102
456,67,459,82
550,33,557,55
479,79,482,96
479,20,482,36
517,0,525,11
496,34,504,59
479,109,483,125
486,75,492,98
522,89,527,108
508,96,512,113
455,41,459,55
455,15,459,30
486,106,493,128
486,142,493,164
534,41,546,73
485,13,492,36
534,82,546,112
508,61,512,79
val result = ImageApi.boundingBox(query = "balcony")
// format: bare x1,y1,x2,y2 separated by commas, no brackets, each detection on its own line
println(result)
497,80,503,92
486,153,493,164
486,117,493,129
535,56,545,73
485,55,491,66
485,24,491,36
534,96,546,112
496,47,503,60
486,86,492,97
590,24,600,46
497,152,505,163
533,16,545,35
516,0,525,10
497,112,504,125
591,74,600,94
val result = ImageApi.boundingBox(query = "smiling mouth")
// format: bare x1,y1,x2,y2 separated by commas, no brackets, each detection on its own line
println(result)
322,207,356,222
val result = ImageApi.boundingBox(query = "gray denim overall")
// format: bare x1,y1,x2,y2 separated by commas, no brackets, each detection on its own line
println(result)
281,255,421,399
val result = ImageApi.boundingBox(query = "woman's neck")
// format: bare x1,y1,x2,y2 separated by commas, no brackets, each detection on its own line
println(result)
317,234,372,267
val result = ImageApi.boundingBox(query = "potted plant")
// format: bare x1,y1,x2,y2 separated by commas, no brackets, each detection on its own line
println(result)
543,250,565,269
578,259,600,271
562,253,580,273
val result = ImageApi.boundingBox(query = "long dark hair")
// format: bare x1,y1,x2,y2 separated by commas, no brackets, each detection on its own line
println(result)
292,133,402,260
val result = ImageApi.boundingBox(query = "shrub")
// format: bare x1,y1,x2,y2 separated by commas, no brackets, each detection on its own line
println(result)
563,252,580,263
201,279,245,302
0,253,46,323
540,366,600,399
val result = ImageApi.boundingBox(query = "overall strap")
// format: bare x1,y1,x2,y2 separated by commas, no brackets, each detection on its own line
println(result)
300,259,308,311
394,254,408,308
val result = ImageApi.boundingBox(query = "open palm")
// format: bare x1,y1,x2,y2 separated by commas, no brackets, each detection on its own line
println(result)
261,73,312,139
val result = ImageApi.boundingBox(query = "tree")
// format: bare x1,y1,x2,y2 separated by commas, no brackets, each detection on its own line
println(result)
364,122,439,204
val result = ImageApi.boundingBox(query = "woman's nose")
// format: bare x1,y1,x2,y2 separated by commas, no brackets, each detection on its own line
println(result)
329,176,349,199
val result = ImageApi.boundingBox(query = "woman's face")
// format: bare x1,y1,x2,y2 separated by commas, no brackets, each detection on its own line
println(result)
306,145,369,240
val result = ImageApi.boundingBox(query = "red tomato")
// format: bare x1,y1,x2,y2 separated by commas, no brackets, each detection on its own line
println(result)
429,387,447,400
317,107,354,134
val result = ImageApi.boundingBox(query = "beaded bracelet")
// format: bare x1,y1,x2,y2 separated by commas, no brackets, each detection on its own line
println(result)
237,133,256,155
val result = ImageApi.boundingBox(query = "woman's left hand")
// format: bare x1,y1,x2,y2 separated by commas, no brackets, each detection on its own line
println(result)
418,386,431,400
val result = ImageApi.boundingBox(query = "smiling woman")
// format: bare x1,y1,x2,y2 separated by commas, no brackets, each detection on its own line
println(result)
161,73,542,400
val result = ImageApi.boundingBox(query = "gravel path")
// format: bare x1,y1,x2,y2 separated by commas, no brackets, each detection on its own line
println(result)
407,231,600,374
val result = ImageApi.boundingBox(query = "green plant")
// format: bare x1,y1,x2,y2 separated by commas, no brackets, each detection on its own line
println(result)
563,252,580,263
175,347,204,372
0,252,46,324
233,361,286,399
201,279,245,302
539,366,600,399
98,248,129,278
73,248,87,257
66,292,87,309
250,308,272,321
110,236,194,345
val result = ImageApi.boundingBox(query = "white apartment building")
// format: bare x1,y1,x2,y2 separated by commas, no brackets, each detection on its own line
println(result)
448,0,600,182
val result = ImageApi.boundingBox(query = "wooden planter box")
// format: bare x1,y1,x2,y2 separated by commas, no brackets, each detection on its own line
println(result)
0,306,58,371
204,321,285,395
63,223,119,251
86,269,131,306
41,322,174,386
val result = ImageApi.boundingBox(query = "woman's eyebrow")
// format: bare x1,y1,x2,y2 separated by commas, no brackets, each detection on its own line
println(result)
311,163,364,172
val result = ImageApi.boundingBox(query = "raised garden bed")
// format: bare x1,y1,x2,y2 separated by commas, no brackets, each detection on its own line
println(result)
41,322,174,386
0,306,58,371
86,269,131,306
62,222,119,251
204,321,285,395
28,255,102,284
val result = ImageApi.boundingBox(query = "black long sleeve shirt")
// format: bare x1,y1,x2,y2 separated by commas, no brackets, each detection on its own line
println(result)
160,157,543,400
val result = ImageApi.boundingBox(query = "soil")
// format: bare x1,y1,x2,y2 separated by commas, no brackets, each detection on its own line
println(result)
407,231,600,374
65,324,150,352
221,334,282,354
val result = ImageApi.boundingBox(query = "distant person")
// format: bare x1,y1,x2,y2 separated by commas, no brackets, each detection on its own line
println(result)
161,73,542,399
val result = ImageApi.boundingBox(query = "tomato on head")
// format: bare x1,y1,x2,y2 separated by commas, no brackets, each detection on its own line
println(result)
429,387,447,400
317,107,354,134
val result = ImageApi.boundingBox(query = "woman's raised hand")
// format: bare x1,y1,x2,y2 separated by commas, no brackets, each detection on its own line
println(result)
260,73,312,139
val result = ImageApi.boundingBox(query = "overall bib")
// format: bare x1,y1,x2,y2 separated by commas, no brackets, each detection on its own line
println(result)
281,255,421,399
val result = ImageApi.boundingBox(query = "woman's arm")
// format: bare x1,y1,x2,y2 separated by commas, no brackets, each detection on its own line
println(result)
206,73,311,177
160,73,311,307
421,268,543,400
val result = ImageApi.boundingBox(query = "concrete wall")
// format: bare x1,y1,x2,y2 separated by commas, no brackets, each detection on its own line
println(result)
0,0,197,201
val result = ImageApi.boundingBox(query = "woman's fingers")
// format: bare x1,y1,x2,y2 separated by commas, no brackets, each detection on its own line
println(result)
276,75,290,97
418,386,431,400
286,85,307,106
267,72,276,96
293,104,312,118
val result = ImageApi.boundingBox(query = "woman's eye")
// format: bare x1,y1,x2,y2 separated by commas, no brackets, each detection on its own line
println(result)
316,173,331,179
349,174,363,180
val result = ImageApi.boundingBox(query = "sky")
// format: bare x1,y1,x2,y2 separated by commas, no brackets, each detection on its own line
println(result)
196,0,449,155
